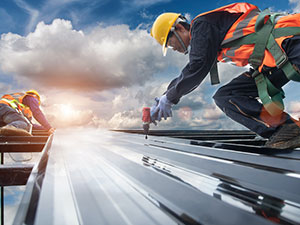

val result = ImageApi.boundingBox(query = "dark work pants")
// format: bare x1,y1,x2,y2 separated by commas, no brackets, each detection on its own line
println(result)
0,104,30,131
213,36,300,138
213,69,293,138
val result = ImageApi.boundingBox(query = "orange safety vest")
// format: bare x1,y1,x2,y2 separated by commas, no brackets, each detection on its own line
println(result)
191,3,300,71
0,92,33,120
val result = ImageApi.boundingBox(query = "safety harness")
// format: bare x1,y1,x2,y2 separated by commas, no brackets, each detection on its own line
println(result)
211,9,300,116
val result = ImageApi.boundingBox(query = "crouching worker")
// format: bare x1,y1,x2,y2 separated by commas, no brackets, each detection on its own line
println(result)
150,3,300,149
0,90,55,136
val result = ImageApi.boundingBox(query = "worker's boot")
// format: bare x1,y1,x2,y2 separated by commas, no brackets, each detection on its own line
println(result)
0,125,32,136
265,123,300,149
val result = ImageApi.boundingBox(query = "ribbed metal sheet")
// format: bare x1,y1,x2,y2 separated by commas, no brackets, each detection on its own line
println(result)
14,129,300,225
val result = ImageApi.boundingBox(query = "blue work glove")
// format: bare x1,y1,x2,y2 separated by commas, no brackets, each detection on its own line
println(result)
151,95,173,122
150,97,160,125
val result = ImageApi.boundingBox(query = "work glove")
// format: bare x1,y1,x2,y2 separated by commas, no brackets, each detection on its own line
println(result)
151,95,173,122
150,97,160,125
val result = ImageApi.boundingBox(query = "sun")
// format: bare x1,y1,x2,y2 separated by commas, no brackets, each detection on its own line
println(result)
60,104,74,117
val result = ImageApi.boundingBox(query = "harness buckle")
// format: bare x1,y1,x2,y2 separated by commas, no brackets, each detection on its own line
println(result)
276,53,288,68
251,70,261,79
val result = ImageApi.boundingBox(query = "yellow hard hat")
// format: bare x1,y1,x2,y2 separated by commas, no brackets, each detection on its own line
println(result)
151,13,181,56
26,89,41,105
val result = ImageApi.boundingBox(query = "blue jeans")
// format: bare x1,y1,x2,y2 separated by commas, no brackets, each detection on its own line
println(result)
213,69,293,138
0,104,30,131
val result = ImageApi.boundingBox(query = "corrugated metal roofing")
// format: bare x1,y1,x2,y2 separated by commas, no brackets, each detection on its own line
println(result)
9,129,300,224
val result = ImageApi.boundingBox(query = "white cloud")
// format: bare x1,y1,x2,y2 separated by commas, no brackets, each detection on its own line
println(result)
0,82,14,94
0,19,185,92
287,101,300,119
202,105,223,120
107,110,141,129
4,186,26,225
46,103,96,128
289,0,300,12
183,13,192,22
215,63,249,84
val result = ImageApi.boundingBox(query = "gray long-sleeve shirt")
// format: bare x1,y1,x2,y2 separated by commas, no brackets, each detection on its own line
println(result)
22,95,52,130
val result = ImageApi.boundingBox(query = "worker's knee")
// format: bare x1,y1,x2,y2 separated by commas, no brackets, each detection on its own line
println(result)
9,121,30,131
212,90,220,103
213,88,228,107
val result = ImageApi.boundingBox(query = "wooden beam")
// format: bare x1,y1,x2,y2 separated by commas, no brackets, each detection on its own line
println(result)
0,164,33,186
0,143,46,153
0,136,49,143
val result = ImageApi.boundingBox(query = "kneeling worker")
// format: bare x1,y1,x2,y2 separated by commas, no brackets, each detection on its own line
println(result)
0,90,55,136
150,3,300,149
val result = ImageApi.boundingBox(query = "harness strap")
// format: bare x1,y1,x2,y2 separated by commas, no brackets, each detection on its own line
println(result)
209,59,220,85
249,10,276,68
247,11,285,115
221,26,300,49
273,27,300,38
266,32,300,82
221,9,300,115
253,71,285,116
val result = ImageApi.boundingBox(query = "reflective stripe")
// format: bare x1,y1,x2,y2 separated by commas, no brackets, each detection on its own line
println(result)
0,92,33,120
191,3,260,66
221,52,233,63
220,7,260,65
0,98,18,109
222,9,260,45
221,47,239,64
226,47,238,57
218,10,300,68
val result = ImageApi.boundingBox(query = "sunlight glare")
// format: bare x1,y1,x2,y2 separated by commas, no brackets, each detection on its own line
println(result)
60,104,74,117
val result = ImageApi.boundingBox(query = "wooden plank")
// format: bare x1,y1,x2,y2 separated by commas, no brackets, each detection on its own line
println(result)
31,130,50,136
0,136,49,143
0,143,45,152
0,164,33,186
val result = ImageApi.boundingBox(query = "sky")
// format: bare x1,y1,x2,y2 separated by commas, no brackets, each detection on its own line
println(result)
0,0,300,131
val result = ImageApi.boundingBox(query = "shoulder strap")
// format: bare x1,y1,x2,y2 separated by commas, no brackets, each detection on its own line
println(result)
209,59,220,85
221,9,300,115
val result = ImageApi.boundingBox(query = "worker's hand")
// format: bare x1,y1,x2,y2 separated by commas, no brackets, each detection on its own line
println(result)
150,97,160,125
151,95,173,122
48,127,55,134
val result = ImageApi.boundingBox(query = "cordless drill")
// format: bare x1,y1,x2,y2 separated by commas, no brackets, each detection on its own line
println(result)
142,107,151,139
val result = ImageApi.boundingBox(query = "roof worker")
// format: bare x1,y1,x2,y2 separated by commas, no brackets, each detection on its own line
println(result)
0,90,55,136
150,3,300,149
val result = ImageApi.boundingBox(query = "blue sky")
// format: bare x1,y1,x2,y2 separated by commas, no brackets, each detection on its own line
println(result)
0,0,295,35
0,0,299,132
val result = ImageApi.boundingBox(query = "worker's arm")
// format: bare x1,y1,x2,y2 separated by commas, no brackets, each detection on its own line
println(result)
22,96,52,131
166,12,241,104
